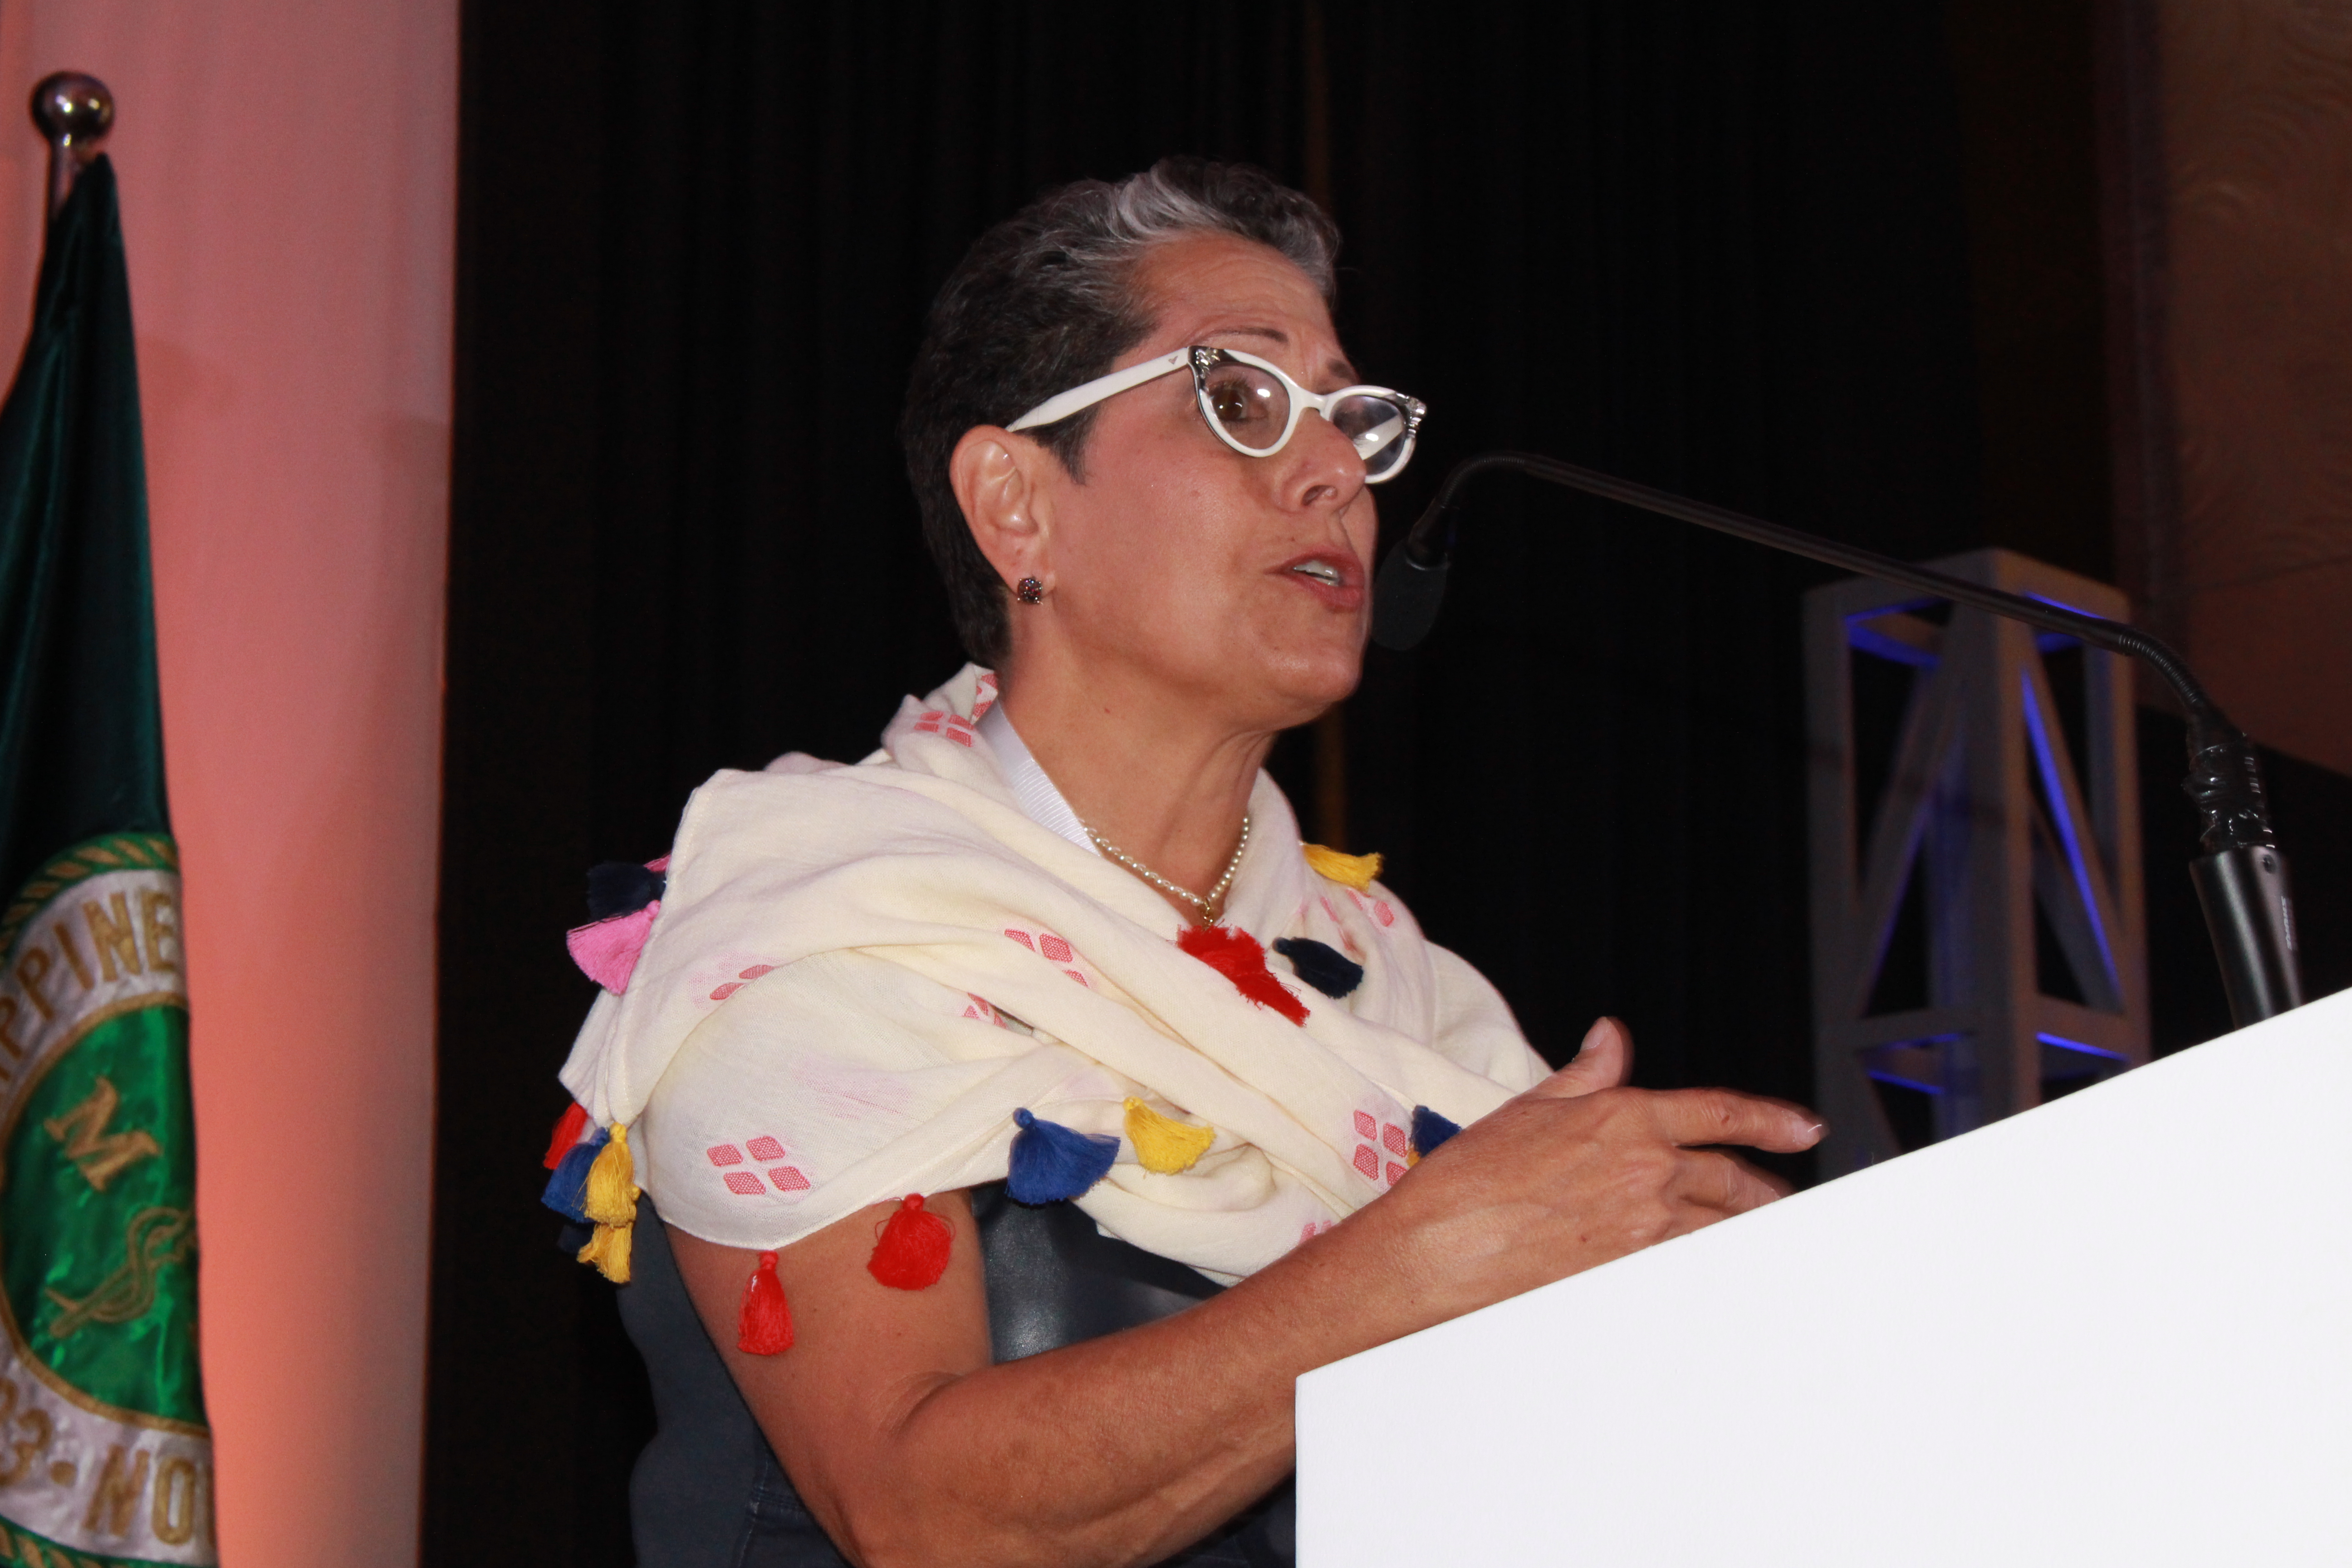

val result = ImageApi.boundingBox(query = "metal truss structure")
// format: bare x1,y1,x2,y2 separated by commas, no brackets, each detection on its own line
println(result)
1805,549,2148,1174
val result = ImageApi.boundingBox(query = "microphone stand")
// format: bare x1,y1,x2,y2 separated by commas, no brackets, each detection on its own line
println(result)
1373,450,2304,1029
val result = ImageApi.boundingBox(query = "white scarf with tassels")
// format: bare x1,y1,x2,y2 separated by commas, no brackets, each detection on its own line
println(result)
558,665,1546,1284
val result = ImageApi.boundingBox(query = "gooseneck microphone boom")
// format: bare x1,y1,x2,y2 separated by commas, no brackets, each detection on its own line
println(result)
1372,451,2304,1029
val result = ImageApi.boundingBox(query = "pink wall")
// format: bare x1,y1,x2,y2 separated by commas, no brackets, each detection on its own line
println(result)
0,5,455,1565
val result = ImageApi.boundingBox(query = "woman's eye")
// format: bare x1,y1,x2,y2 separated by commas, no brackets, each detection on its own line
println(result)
1206,372,1281,429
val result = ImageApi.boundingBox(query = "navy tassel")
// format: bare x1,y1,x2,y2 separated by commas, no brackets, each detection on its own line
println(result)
1410,1105,1462,1159
541,1127,608,1222
587,860,667,921
1007,1108,1118,1204
1273,936,1363,999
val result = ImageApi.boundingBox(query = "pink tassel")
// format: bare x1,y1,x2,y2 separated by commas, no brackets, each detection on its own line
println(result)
567,901,660,992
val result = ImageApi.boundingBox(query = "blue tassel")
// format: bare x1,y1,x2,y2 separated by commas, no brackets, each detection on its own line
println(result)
1273,937,1363,999
1007,1108,1118,1204
587,861,666,921
541,1127,608,1222
1410,1105,1462,1159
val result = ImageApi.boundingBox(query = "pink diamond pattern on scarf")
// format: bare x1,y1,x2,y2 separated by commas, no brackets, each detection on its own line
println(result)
1353,1111,1376,1139
769,1166,811,1192
1387,1161,1408,1185
1006,927,1086,982
973,671,998,719
710,982,744,1001
1353,1145,1380,1181
707,1145,745,1166
1382,1123,1408,1156
746,1136,786,1161
738,964,775,980
913,710,978,747
722,1171,764,1196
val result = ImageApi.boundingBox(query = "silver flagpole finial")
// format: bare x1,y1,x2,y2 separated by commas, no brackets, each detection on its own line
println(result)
30,72,113,216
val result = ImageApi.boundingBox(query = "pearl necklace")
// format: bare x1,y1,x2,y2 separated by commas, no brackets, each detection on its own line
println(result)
1084,815,1251,924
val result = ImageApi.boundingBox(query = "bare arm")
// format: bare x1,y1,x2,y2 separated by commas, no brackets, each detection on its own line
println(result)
670,1019,1822,1568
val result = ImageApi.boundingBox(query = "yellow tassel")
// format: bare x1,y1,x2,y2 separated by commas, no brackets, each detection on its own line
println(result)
583,1122,640,1226
578,1220,633,1283
1302,843,1383,892
1123,1097,1215,1175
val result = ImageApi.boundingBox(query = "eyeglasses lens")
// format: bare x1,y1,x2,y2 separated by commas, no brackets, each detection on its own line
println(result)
1203,362,1290,451
1334,394,1410,475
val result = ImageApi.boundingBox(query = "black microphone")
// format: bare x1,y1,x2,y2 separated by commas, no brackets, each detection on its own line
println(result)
1372,450,2304,1029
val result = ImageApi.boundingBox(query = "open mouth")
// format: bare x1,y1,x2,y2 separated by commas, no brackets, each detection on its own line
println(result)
1288,559,1345,588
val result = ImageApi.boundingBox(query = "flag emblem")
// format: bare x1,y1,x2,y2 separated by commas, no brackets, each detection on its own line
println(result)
0,836,209,1560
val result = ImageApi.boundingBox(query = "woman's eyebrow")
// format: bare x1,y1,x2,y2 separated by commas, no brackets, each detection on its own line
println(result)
1206,323,1292,349
1201,324,1361,385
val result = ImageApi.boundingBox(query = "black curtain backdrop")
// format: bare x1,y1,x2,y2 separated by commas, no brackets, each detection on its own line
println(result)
431,5,2341,1561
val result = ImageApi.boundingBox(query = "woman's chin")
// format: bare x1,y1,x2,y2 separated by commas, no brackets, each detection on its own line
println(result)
1251,642,1364,722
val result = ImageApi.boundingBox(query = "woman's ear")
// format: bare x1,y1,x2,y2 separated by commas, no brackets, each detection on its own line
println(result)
949,427,1052,595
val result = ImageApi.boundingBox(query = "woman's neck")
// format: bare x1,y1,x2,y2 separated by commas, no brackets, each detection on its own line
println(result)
995,662,1271,912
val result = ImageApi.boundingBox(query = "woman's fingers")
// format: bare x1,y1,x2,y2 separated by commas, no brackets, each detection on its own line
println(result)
1671,1147,1793,1216
1647,1087,1823,1155
1529,1015,1635,1100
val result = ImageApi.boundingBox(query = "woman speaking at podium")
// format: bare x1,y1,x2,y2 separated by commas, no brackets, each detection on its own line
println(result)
549,158,1822,1568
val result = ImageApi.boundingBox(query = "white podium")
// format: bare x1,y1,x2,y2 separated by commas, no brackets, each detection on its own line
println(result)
1297,987,2352,1566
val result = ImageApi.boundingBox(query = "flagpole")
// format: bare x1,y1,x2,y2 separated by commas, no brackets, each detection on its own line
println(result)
29,70,112,220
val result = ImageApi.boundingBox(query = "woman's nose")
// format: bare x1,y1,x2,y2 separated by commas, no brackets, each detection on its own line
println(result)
1282,407,1367,511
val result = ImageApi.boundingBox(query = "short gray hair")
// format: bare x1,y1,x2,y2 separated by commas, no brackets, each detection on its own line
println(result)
901,158,1342,665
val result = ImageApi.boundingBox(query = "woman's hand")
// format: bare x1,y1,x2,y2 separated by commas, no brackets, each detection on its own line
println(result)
1310,1016,1821,1334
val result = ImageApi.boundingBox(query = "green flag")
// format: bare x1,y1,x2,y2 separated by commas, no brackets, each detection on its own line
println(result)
0,157,215,1567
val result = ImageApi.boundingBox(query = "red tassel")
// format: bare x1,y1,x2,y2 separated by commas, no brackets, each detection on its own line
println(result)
866,1194,953,1290
1177,925,1309,1025
542,1102,591,1170
738,1250,794,1354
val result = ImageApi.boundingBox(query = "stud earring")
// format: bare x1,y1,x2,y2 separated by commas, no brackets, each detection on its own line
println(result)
1015,577,1044,604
